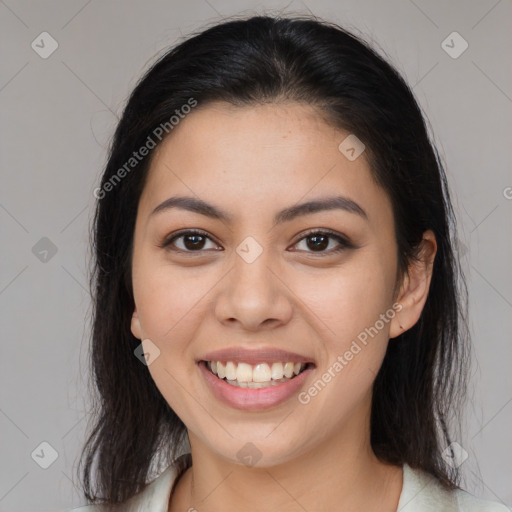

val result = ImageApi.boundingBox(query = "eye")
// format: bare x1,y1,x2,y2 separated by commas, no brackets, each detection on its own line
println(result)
291,229,353,255
159,229,221,253
159,228,353,255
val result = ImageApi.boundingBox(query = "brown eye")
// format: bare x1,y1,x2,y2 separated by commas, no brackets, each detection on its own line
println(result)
291,230,353,255
181,233,207,250
159,229,353,256
304,233,329,251
160,230,221,253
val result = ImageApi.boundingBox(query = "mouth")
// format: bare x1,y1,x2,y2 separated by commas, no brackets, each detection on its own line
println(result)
198,352,316,411
202,360,313,389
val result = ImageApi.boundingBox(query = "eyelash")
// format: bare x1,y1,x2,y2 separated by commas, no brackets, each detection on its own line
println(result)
158,228,354,256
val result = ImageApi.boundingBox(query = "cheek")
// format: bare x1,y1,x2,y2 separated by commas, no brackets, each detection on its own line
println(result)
290,252,395,412
131,259,213,424
299,253,396,410
294,255,394,347
132,258,214,343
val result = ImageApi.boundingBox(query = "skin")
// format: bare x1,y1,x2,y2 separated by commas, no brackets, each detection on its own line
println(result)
130,101,437,512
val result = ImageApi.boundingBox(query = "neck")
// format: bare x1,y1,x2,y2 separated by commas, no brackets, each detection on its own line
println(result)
169,421,403,511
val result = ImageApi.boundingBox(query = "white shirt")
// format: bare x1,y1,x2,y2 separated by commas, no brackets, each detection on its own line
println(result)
70,456,510,511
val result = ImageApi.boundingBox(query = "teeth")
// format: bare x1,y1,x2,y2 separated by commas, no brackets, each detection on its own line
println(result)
236,362,253,382
207,360,307,386
225,361,237,381
217,362,226,379
283,362,294,378
271,362,284,380
253,363,271,382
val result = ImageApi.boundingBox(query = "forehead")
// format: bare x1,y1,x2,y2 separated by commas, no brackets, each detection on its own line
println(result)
139,101,392,228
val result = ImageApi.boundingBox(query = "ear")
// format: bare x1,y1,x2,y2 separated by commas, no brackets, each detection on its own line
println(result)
389,230,437,339
131,306,143,340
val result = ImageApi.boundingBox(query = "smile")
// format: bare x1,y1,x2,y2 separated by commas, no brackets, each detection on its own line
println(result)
198,359,315,411
206,360,309,388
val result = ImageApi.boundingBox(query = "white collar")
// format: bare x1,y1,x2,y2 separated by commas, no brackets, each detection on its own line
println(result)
79,456,506,511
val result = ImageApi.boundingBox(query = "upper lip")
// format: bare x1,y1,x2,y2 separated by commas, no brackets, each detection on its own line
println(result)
199,347,315,365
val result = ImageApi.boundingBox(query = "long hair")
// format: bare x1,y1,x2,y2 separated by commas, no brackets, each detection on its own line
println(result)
78,14,469,505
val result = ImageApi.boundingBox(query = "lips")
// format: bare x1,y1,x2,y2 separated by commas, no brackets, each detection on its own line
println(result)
197,347,315,410
199,347,314,366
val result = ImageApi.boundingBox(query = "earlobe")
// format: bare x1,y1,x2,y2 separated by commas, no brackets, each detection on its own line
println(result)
131,309,142,340
389,230,437,339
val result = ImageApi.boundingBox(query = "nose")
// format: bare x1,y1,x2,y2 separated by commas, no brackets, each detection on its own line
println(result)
214,248,293,332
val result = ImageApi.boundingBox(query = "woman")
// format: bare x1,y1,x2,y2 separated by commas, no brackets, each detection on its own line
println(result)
72,14,509,512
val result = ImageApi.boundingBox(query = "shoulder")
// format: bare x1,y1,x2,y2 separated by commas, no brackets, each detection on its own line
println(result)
67,454,190,511
66,465,176,511
454,488,511,512
399,464,510,512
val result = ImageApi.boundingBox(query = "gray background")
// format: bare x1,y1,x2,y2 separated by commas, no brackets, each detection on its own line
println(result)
0,0,511,510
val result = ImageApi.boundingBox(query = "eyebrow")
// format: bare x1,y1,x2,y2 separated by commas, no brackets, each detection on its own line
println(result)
150,195,368,224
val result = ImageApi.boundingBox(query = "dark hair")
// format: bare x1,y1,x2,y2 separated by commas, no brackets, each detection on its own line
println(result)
78,13,469,506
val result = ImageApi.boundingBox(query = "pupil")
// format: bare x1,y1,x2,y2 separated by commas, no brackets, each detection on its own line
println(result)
184,234,205,250
307,235,328,251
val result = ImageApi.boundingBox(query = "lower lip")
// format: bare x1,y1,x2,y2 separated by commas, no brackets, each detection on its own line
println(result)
198,361,314,411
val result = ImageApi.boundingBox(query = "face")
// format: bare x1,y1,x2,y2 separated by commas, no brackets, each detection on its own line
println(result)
130,101,406,467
